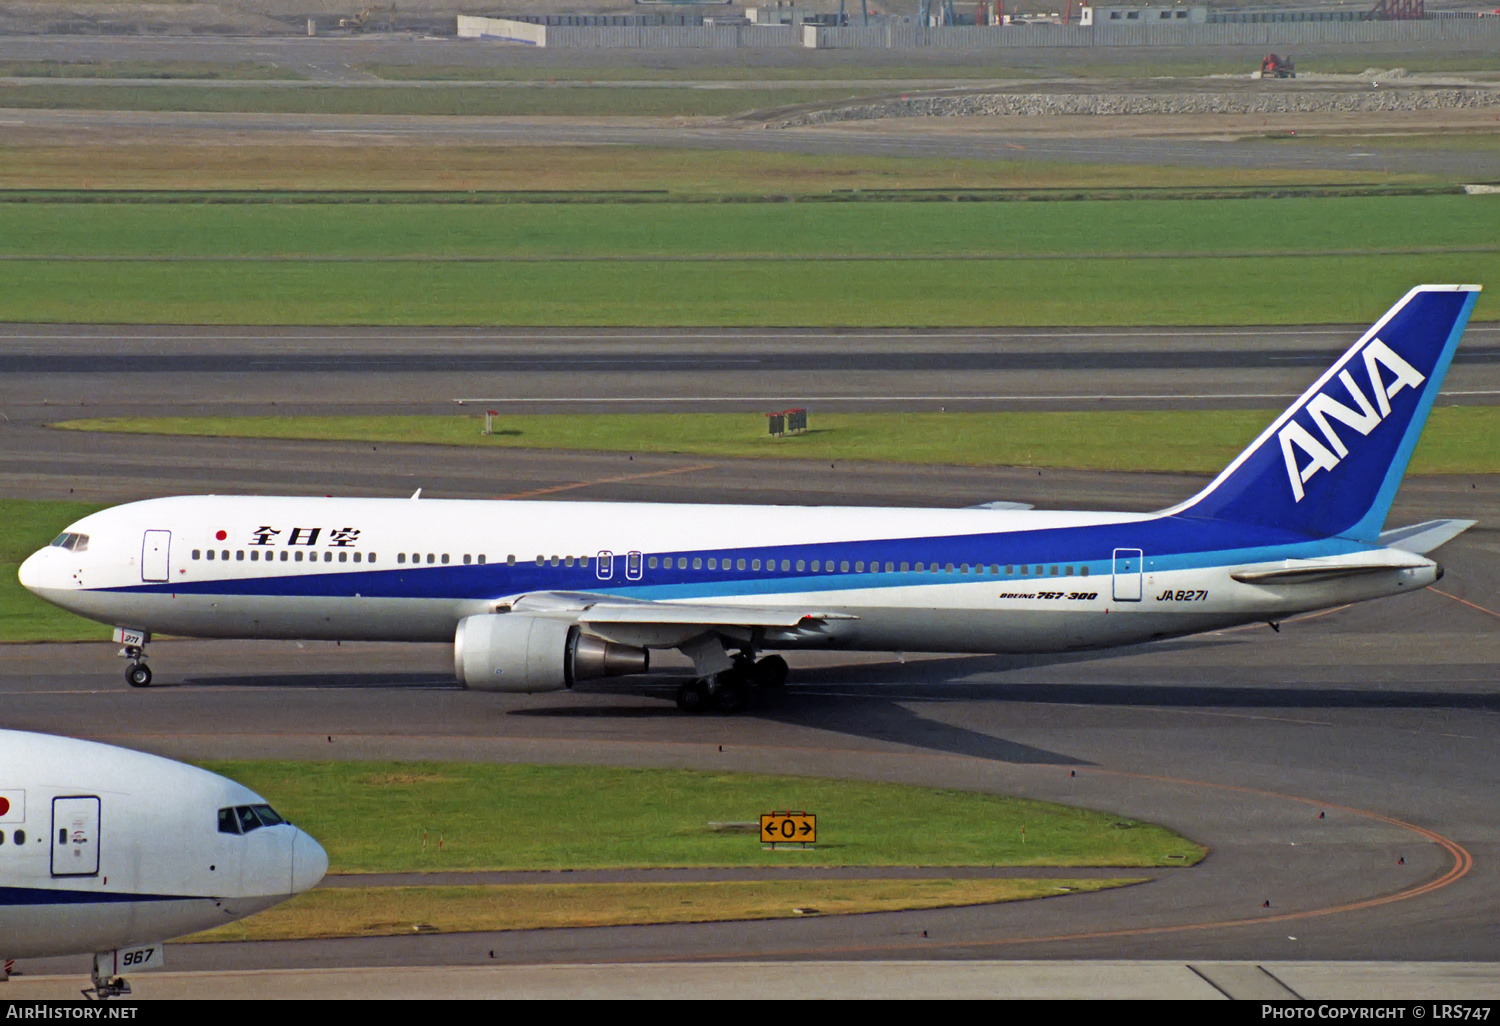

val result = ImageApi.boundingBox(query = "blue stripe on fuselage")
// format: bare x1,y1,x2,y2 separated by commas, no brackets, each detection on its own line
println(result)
0,885,206,906
98,515,1356,603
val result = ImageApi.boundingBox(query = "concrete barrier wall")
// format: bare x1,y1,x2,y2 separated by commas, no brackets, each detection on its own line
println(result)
811,16,1500,48
546,23,792,47
456,15,546,45
462,13,1500,49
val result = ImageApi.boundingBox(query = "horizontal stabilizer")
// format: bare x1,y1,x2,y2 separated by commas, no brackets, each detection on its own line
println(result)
1231,563,1420,585
1378,519,1476,555
967,501,1036,511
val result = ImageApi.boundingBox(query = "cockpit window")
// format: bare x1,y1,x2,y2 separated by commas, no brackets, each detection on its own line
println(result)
50,532,89,552
250,804,285,827
219,804,288,835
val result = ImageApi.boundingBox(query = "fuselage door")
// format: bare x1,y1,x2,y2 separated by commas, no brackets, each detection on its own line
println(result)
141,530,171,582
1112,548,1144,602
596,551,614,581
51,795,100,877
625,551,643,581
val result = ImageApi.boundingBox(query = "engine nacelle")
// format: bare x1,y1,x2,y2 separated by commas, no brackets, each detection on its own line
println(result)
454,614,649,693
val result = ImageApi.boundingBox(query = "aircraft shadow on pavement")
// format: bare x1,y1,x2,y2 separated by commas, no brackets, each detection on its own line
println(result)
178,672,458,690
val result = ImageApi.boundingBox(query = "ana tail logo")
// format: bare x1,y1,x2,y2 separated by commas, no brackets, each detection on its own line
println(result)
1277,338,1426,502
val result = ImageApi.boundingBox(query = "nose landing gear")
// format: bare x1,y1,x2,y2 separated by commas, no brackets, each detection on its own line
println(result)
118,641,153,688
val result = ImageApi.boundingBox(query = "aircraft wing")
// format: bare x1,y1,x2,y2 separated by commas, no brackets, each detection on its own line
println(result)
1377,519,1477,554
502,591,857,649
966,501,1036,511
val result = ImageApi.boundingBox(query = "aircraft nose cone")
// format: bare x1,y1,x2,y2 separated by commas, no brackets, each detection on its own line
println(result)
291,828,328,893
17,549,46,594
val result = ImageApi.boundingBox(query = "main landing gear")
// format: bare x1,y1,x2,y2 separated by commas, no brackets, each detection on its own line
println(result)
120,644,152,688
674,654,788,715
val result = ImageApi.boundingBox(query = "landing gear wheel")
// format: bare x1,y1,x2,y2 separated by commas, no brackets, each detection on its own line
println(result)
752,655,789,688
675,680,710,714
712,675,751,714
126,663,152,688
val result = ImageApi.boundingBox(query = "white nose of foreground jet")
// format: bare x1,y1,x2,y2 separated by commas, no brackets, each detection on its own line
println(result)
292,827,329,894
17,547,50,594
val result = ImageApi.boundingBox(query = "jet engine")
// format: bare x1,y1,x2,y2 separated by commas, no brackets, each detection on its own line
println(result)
454,613,649,693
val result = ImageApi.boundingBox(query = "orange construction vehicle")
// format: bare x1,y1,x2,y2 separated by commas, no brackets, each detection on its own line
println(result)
1260,54,1296,79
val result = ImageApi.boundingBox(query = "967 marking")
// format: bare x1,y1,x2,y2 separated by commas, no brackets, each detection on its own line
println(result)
1156,589,1208,602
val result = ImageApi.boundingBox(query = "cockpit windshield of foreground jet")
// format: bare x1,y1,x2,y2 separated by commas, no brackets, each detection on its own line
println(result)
19,286,1482,714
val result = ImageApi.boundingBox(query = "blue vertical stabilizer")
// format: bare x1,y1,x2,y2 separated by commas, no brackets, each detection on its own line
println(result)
1167,285,1481,541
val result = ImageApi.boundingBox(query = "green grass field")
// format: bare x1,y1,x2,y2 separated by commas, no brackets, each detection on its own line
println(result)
0,60,301,81
187,877,1140,941
4,195,1492,259
0,498,109,643
3,196,1493,324
0,144,1437,194
0,83,881,117
6,254,1496,326
58,408,1500,475
203,761,1204,872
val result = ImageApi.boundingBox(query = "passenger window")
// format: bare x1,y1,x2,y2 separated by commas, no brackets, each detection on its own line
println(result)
961,564,969,574
751,559,760,571
1050,566,1059,576
796,560,805,572
294,551,304,562
1080,566,1090,577
218,808,240,835
840,561,850,573
506,555,515,566
737,558,746,571
354,552,362,563
946,563,955,573
192,550,201,560
222,550,229,560
811,561,821,573
678,558,687,569
370,554,377,564
464,554,473,565
564,556,574,568
206,550,214,561
13,830,23,845
781,560,791,571
1020,565,1028,575
398,553,406,564
428,554,436,564
250,550,259,561
1065,565,1074,576
692,557,702,570
708,558,717,570
991,565,1000,574
536,556,544,566
236,551,244,561
648,557,658,569
280,551,289,562
915,562,924,572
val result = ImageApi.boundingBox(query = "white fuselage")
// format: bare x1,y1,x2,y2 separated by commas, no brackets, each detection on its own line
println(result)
0,731,327,958
19,495,1438,656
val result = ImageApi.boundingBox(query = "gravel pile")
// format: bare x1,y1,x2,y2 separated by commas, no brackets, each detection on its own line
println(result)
770,88,1500,127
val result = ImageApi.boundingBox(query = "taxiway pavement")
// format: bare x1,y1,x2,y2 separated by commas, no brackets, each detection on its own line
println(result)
0,324,1496,987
